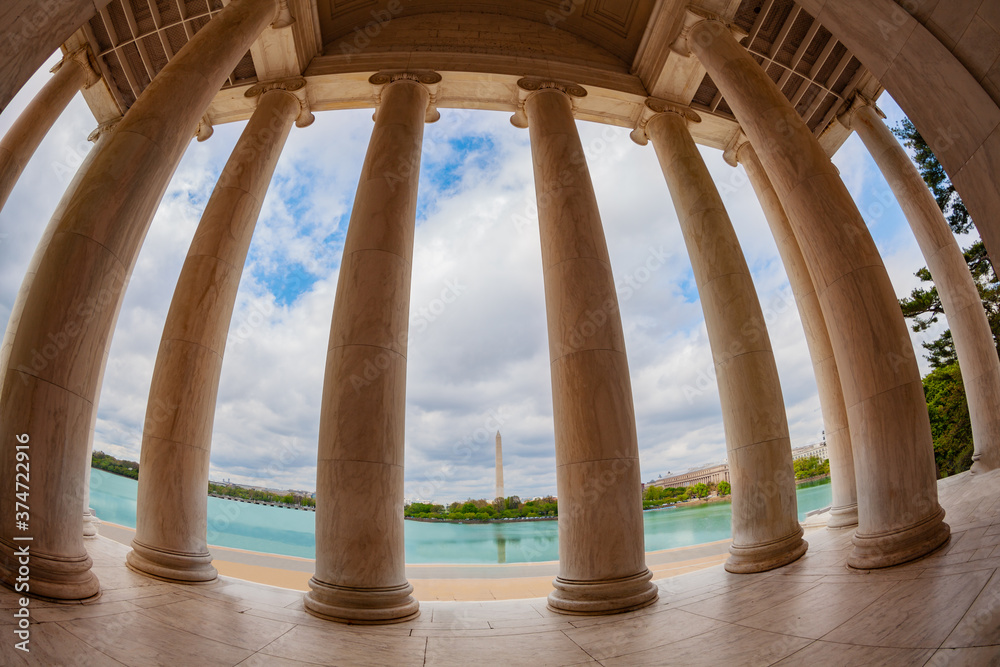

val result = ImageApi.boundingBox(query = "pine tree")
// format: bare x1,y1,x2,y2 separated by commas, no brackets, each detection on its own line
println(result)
894,120,999,368
892,118,999,477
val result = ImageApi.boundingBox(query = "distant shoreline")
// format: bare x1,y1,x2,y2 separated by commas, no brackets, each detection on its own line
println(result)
405,516,557,524
207,493,316,511
796,473,831,485
91,467,317,512
94,465,830,517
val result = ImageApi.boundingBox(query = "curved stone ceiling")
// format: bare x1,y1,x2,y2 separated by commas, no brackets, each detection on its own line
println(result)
316,0,655,64
64,0,880,154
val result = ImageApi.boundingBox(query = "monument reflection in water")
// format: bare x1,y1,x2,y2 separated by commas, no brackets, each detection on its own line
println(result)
89,469,832,564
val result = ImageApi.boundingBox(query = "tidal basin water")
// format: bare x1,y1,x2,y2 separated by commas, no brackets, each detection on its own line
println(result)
89,469,832,564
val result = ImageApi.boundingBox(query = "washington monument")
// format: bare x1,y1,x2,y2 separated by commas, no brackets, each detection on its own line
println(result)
495,431,504,501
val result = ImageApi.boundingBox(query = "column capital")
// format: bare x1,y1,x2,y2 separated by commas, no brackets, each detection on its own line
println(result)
271,0,295,29
837,91,886,130
195,114,214,142
672,9,746,57
87,117,122,144
53,47,101,89
369,70,442,123
510,77,587,128
630,98,700,145
245,76,315,127
722,129,749,167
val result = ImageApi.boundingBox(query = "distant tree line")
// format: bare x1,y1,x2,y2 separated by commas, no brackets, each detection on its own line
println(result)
91,451,139,480
91,451,315,507
642,480,730,510
794,456,830,481
207,482,315,508
404,496,557,520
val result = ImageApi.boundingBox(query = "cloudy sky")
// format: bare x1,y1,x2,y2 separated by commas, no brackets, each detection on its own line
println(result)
1,54,975,504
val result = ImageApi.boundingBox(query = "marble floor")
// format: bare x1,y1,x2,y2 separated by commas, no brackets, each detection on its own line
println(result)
2,469,999,666
99,521,734,599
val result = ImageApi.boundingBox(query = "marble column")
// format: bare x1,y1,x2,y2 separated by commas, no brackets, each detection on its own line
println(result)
0,49,99,211
0,0,112,114
845,100,1000,474
0,0,282,602
792,0,1000,268
305,71,439,624
732,139,858,529
0,117,117,541
643,106,806,572
127,86,302,584
515,79,657,614
689,18,949,568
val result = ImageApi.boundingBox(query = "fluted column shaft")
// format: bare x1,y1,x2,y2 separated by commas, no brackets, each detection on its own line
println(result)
524,86,657,614
737,141,858,529
690,19,948,569
849,103,1000,473
0,50,96,211
305,76,431,624
0,0,279,602
127,88,299,584
647,111,806,572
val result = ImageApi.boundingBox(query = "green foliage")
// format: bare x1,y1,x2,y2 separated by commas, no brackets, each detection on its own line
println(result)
207,482,315,508
91,451,316,508
892,119,971,234
642,484,691,508
406,495,556,520
689,483,710,499
894,120,999,368
892,117,993,479
899,241,1000,367
91,451,139,480
923,363,974,477
717,480,731,496
793,456,830,480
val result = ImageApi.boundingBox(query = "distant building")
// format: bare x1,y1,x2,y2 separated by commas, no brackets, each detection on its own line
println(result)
791,441,829,462
647,463,730,489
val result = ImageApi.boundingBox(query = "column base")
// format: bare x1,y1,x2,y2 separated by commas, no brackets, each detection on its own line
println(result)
1,540,101,603
82,509,100,539
848,506,950,569
970,453,998,474
547,569,658,615
304,578,420,624
826,503,859,530
726,527,807,573
126,539,218,584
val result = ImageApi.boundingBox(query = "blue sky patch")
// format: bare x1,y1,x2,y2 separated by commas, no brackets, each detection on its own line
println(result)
261,262,319,307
